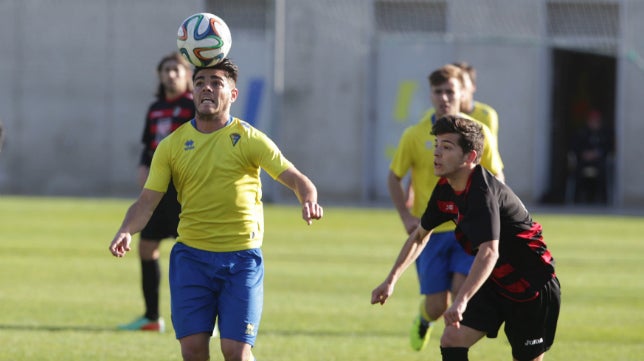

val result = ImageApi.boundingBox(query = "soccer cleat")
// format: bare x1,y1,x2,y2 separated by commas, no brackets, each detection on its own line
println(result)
410,315,432,351
117,316,165,333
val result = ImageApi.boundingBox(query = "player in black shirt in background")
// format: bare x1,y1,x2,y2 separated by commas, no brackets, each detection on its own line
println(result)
118,52,195,332
372,115,560,361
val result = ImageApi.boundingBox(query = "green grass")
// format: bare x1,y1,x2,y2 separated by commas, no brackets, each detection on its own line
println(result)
0,196,643,360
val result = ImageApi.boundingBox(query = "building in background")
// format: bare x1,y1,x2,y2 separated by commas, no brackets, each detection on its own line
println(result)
1,0,643,207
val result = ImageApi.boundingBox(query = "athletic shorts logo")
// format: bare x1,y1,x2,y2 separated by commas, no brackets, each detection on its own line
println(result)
245,323,256,336
524,338,543,346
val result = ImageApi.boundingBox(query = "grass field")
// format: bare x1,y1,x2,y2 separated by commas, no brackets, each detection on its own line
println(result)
0,196,643,360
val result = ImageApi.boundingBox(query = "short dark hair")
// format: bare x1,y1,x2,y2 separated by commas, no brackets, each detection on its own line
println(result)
428,64,464,87
431,115,484,163
193,58,239,84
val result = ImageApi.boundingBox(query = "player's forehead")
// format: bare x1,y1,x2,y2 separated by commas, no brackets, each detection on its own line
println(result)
436,132,461,144
194,68,226,81
432,78,461,91
160,60,186,73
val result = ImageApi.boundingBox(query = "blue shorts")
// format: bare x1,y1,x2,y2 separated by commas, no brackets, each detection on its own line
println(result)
415,231,474,294
169,242,264,344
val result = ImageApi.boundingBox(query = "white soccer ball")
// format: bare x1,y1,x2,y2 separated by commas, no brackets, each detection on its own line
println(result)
177,12,232,67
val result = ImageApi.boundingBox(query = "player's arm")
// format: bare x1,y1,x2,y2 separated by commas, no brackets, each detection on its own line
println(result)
387,171,418,235
371,225,433,305
277,166,323,225
443,239,499,327
109,188,164,257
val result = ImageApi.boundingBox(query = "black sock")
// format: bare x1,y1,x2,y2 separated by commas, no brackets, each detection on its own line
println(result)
441,347,469,361
141,259,160,320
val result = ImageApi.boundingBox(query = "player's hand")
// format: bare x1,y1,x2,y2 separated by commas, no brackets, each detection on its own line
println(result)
109,232,132,257
443,300,467,328
371,281,395,305
302,201,323,225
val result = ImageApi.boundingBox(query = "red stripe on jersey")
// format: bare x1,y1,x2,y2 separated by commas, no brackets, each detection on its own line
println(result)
517,222,543,241
492,263,515,279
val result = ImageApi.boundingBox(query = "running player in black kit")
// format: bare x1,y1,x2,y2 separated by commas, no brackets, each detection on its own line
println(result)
372,115,560,361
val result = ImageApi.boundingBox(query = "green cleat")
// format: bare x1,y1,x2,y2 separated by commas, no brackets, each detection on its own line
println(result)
117,316,165,332
410,315,432,351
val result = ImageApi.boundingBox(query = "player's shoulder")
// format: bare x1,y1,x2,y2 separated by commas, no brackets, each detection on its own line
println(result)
473,101,498,116
459,112,493,133
230,117,260,135
401,110,433,135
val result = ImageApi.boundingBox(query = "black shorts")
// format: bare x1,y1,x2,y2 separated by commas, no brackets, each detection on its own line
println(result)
140,183,180,240
461,277,561,361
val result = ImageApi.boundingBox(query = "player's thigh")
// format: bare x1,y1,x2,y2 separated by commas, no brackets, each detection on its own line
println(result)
169,243,219,339
218,248,264,346
505,277,561,361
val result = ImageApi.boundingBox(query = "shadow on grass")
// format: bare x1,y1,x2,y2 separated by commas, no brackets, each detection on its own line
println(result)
260,328,403,338
0,324,403,338
0,324,124,333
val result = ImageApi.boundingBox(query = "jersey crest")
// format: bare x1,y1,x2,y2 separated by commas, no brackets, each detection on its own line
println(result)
230,133,241,146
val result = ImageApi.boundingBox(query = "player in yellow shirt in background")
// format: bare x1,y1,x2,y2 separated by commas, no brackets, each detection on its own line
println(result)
453,61,499,140
109,59,323,361
388,64,504,352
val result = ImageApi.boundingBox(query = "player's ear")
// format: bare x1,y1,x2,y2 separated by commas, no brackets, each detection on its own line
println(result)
466,150,478,164
230,88,239,102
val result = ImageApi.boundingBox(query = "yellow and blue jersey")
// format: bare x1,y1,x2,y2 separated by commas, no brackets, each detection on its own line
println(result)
145,117,293,252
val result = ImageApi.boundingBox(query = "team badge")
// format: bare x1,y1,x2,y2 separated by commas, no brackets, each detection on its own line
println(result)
230,133,241,146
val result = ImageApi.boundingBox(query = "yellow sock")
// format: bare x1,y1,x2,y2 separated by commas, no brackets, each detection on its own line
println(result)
419,299,432,323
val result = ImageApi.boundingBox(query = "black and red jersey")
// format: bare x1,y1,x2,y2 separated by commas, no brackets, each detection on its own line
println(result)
140,91,195,166
421,165,556,302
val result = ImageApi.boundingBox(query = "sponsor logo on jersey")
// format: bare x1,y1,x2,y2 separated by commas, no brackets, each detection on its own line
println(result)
437,200,458,214
184,140,195,150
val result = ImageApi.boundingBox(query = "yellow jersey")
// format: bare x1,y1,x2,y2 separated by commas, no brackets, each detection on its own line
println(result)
145,117,293,252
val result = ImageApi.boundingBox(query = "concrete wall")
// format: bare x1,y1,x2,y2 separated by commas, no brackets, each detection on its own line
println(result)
1,0,643,207
0,0,202,196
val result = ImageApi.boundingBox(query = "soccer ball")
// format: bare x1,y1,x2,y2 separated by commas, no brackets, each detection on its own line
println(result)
177,12,232,67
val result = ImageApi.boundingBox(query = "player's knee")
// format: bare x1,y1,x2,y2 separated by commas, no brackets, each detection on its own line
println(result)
181,347,209,361
179,334,210,361
221,342,253,361
426,303,447,319
440,326,466,347
424,295,448,320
